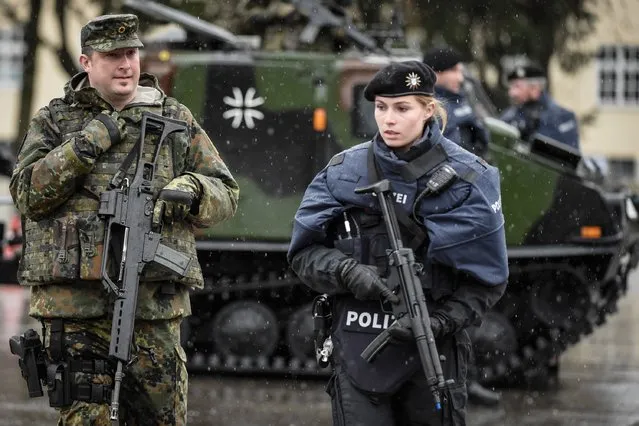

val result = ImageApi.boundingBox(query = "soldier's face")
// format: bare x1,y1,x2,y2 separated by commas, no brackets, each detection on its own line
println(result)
80,48,140,106
374,95,434,152
436,63,464,93
508,79,542,105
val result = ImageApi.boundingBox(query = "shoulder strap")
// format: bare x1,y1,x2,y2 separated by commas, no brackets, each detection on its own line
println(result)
367,143,427,251
162,97,181,120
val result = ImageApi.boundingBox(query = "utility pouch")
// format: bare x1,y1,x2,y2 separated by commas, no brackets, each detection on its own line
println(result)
78,214,106,280
334,237,367,263
46,362,72,407
52,216,80,280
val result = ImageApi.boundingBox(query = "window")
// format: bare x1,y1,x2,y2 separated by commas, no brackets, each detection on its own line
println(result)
351,84,377,139
608,158,636,183
597,45,639,107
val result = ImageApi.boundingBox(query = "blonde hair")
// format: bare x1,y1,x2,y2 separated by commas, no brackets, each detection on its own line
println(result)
416,95,448,132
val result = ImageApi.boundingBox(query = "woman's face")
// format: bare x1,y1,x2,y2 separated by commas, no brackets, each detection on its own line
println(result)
374,95,435,151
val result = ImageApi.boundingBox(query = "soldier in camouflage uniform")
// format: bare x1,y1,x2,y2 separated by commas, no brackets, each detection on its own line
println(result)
10,14,239,425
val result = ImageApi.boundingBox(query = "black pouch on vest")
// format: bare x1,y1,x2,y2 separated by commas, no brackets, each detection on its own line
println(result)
334,237,368,263
331,296,420,395
52,216,80,280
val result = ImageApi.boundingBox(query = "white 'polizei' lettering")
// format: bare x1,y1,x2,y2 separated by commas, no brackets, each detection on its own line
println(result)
359,312,372,328
558,120,575,133
346,311,358,326
345,310,395,329
393,192,407,205
491,196,502,213
453,105,473,117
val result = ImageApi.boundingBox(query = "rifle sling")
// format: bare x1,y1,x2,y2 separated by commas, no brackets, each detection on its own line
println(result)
366,143,428,251
109,136,141,189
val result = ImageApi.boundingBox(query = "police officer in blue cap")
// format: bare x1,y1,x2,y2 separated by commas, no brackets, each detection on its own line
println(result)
500,64,580,150
423,46,490,158
287,60,508,425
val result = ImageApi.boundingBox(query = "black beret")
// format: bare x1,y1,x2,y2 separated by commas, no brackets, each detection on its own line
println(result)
364,61,437,101
423,46,464,72
507,64,545,81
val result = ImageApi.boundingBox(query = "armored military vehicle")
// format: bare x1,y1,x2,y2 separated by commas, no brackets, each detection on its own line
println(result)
125,0,639,386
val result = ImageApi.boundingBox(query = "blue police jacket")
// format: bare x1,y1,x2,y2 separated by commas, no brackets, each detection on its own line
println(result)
288,122,508,287
436,86,489,154
500,92,580,150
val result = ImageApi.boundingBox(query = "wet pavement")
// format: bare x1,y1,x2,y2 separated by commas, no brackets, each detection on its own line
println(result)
2,272,639,425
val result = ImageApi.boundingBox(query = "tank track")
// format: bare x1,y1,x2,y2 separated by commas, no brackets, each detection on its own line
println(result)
472,258,630,388
183,255,631,387
183,265,331,377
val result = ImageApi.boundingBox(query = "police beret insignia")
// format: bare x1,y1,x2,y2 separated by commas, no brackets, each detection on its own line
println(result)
363,61,436,101
507,64,545,82
405,72,421,90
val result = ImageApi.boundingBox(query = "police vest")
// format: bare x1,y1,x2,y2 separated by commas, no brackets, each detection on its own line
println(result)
17,94,204,289
327,142,462,395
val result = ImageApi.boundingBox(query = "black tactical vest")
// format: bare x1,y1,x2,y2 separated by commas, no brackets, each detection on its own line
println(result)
329,208,457,394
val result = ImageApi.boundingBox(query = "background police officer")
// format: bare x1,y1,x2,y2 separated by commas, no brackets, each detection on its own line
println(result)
424,46,501,407
500,64,580,150
10,14,239,424
423,46,490,157
288,61,508,425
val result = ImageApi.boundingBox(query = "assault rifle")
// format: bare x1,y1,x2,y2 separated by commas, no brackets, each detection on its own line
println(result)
291,0,386,53
354,179,452,411
98,112,192,424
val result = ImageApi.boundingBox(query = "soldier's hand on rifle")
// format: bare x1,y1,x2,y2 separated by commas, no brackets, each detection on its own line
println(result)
152,174,202,227
82,110,127,155
338,258,399,304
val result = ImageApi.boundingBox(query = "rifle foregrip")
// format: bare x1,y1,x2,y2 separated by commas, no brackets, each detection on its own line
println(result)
361,328,392,362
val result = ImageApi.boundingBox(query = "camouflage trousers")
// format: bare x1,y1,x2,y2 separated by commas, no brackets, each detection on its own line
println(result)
43,316,188,426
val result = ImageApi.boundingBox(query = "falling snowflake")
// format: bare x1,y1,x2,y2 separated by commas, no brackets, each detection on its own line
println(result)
222,87,265,129
405,72,421,90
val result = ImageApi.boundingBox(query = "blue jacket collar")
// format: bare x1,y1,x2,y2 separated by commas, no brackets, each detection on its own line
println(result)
372,121,446,172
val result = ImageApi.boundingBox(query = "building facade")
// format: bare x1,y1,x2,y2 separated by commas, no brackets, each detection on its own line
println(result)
550,0,639,184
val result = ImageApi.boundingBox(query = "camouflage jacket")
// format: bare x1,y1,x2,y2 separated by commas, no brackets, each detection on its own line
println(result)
10,72,239,319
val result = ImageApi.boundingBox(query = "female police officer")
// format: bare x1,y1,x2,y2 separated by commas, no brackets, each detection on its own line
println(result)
287,61,508,425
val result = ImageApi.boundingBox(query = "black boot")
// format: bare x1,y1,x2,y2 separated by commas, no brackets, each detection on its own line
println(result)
467,380,501,407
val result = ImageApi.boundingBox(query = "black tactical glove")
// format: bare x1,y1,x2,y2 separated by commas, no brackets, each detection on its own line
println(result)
337,258,399,304
386,312,448,342
430,312,452,339
152,174,202,227
82,111,127,155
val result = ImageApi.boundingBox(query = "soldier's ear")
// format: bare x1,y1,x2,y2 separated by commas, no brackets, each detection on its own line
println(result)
79,54,91,72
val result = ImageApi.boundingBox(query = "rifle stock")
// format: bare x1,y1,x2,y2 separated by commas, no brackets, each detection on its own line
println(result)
355,179,451,411
98,112,192,423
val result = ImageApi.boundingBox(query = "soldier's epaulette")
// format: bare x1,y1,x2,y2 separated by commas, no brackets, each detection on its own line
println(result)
328,153,345,167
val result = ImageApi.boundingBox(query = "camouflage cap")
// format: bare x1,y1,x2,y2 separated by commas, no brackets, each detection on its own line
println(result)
81,14,144,52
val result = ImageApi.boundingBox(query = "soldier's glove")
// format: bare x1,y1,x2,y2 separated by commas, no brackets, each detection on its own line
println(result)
337,259,399,304
152,174,202,227
82,111,127,155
